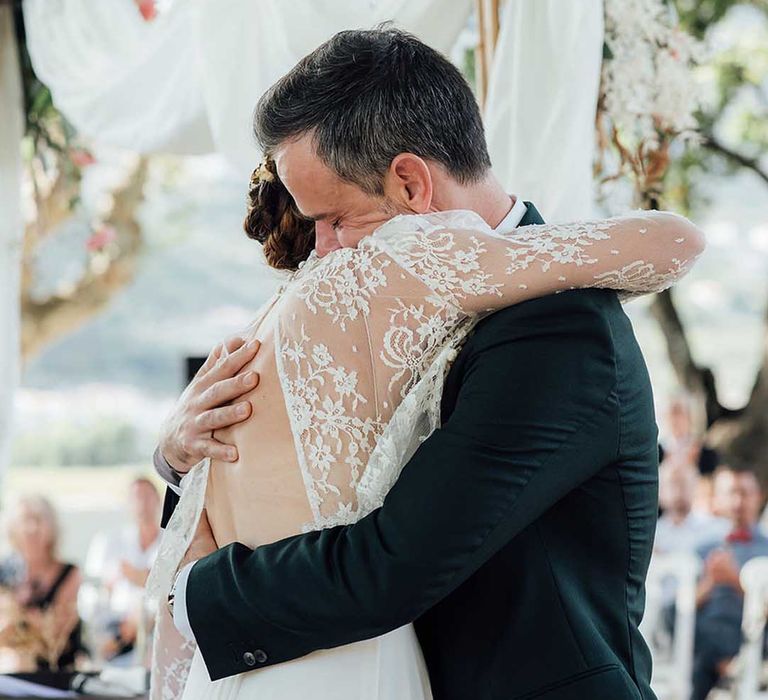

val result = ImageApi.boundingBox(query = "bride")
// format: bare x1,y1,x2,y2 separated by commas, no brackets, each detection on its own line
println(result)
147,157,704,699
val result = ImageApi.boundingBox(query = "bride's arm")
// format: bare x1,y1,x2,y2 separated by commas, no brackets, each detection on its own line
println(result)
373,210,705,315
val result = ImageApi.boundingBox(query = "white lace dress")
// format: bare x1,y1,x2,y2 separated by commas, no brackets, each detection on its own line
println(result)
146,208,703,700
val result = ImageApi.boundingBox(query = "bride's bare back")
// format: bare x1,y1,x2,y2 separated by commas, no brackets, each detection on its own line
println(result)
207,307,315,548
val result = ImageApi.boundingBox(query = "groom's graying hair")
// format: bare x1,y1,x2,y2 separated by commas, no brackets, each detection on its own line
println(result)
253,26,492,195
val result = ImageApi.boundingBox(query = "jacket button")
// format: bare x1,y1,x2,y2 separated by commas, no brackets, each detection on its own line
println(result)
243,651,256,667
254,649,268,663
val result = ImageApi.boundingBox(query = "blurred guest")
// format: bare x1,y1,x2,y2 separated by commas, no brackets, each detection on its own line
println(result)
711,466,737,519
659,394,719,477
0,495,82,671
691,467,768,700
653,464,728,648
84,476,160,661
655,464,729,555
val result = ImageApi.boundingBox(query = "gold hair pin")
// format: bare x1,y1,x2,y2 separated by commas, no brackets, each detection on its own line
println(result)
253,160,275,184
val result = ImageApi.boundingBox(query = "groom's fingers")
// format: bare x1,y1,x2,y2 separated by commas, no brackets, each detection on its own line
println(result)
197,336,246,378
198,371,260,411
195,437,240,463
197,339,261,393
195,402,253,434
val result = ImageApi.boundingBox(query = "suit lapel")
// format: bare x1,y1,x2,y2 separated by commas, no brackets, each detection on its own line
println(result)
518,201,545,226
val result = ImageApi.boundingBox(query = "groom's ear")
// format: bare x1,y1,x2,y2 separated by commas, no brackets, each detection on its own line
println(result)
385,153,433,214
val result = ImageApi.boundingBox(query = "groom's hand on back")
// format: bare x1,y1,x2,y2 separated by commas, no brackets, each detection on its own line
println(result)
159,336,262,473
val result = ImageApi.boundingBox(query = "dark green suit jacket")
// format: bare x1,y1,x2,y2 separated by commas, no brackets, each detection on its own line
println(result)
186,203,660,699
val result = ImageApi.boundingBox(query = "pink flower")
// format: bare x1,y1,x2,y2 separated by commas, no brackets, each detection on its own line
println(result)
86,225,117,252
69,148,96,168
136,0,157,21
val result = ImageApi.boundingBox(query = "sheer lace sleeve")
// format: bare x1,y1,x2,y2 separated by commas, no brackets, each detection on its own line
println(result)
149,603,196,700
275,247,468,531
366,209,705,313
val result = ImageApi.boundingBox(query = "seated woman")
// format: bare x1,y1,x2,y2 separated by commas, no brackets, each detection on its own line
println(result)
0,495,82,672
85,476,162,663
149,160,705,700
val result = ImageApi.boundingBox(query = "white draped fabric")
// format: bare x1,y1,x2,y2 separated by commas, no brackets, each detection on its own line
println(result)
22,0,216,155
0,5,24,482
23,0,472,179
23,0,604,207
484,0,604,222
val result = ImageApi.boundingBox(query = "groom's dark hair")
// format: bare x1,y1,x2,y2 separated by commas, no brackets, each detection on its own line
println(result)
253,26,492,195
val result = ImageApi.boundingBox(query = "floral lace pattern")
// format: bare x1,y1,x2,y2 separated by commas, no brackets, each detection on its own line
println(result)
277,320,383,526
503,220,613,273
293,246,390,330
379,298,465,397
369,210,701,314
150,603,196,700
146,459,210,700
591,255,696,302
367,211,503,310
275,242,464,529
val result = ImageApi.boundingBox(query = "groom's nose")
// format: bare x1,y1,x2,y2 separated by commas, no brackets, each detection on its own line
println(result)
315,221,342,257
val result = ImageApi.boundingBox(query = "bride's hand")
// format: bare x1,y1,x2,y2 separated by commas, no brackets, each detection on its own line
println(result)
159,336,262,473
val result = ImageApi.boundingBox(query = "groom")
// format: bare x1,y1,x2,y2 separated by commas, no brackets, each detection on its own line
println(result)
155,28,660,699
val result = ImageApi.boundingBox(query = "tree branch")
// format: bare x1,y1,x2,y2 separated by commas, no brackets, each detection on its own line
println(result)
702,133,768,187
20,158,149,361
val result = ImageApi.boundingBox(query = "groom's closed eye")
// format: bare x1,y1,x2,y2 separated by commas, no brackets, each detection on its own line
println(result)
299,210,333,224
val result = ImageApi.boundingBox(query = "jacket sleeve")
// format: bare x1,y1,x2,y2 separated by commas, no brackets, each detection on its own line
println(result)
186,290,622,681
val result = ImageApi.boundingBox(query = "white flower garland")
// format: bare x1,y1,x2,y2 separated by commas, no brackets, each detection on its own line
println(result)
601,0,704,152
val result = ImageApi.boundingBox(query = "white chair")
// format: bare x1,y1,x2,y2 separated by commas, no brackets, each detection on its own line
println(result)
733,556,768,700
642,551,700,700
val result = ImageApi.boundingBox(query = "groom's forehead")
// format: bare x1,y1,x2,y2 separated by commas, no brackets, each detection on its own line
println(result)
274,136,324,178
276,139,333,200
274,138,363,218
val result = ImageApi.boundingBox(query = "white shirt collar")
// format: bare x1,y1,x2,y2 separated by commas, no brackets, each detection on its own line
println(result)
494,195,527,235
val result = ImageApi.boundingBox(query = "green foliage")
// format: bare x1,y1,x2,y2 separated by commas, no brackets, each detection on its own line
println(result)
11,417,143,467
674,0,746,38
462,47,477,92
664,0,768,215
12,2,82,188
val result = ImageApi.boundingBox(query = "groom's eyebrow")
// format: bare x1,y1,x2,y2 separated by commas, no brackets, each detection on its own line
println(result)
298,209,333,223
302,214,331,223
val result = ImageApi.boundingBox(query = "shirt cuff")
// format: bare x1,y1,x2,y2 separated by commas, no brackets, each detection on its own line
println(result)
172,561,197,642
153,446,182,494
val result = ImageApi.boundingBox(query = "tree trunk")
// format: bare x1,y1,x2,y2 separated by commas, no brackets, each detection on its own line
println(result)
707,309,768,478
650,278,768,480
649,290,728,426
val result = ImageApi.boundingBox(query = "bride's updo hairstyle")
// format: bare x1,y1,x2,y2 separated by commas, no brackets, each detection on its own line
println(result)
243,157,315,271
